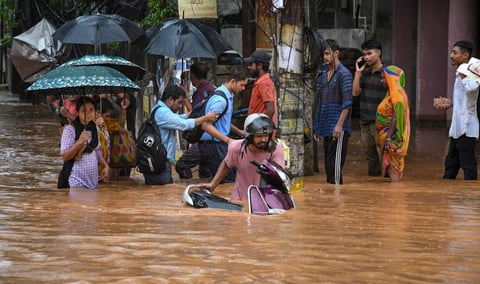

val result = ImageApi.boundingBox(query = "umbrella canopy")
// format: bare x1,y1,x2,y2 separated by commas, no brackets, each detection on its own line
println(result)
62,55,146,81
53,14,145,45
11,18,66,83
145,19,234,59
26,65,140,96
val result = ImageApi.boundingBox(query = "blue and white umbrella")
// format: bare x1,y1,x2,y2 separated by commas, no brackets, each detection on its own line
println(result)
61,55,145,81
26,65,140,96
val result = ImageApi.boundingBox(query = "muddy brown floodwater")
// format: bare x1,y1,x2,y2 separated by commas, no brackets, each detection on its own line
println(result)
0,91,479,283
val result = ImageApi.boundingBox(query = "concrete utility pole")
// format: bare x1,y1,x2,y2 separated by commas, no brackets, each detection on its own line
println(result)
252,1,306,189
276,0,304,179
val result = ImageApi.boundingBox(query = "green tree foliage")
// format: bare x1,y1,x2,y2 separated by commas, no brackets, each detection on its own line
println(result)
17,0,147,28
0,0,14,45
143,0,178,28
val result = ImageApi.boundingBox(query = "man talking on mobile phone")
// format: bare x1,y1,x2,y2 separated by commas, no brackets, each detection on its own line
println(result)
352,39,387,177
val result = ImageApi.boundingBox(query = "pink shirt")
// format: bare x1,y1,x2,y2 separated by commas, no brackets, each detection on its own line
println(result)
224,139,284,201
63,100,78,116
63,99,78,123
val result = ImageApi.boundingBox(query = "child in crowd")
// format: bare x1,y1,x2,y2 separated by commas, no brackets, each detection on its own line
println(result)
60,94,81,124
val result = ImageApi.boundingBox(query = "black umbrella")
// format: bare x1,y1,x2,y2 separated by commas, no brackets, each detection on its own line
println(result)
145,19,233,58
53,14,145,45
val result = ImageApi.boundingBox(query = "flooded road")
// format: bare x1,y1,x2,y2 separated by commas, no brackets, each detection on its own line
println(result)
1,91,479,283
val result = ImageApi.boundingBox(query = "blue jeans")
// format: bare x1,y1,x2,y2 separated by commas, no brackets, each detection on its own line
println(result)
143,160,173,185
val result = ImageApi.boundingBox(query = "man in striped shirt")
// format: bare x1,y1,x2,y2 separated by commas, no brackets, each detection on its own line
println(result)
313,39,353,185
353,39,387,177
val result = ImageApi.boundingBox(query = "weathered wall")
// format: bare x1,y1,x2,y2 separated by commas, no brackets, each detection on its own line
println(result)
392,0,417,121
416,0,450,122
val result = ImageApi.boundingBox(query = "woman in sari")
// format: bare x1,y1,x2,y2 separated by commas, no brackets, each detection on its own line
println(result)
376,65,410,182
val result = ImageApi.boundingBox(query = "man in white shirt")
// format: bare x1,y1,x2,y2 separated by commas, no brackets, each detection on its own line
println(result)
442,40,480,180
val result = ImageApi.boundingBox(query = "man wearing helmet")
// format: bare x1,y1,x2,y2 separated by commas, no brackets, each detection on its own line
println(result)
199,113,285,201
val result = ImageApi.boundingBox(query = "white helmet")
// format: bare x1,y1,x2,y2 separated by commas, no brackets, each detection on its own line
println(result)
243,113,275,138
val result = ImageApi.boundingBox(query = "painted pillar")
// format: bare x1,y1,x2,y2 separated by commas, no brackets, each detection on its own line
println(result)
392,0,416,120
447,0,480,123
393,0,479,124
416,0,450,122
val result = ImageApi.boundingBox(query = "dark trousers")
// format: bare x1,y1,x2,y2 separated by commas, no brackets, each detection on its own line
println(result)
360,123,382,176
198,141,235,183
143,160,173,185
175,143,209,179
443,135,478,180
323,131,349,184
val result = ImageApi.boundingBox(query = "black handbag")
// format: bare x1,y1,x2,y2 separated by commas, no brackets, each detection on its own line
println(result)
57,160,74,188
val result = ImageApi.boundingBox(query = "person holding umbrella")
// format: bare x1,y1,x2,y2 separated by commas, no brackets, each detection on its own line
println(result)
25,65,140,188
59,96,109,189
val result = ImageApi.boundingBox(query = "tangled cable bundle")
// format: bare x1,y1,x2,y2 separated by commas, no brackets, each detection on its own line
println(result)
303,27,325,75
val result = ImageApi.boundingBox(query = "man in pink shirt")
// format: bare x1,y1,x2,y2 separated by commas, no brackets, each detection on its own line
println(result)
200,114,284,201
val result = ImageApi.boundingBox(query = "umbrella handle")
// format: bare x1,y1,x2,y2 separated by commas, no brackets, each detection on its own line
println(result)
83,89,87,131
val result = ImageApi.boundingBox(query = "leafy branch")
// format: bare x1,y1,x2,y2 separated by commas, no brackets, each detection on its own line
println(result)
0,0,14,45
143,1,178,28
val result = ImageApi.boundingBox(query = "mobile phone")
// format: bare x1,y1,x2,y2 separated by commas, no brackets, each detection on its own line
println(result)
358,58,366,68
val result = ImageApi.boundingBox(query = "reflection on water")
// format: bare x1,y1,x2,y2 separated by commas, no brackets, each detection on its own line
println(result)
1,91,479,283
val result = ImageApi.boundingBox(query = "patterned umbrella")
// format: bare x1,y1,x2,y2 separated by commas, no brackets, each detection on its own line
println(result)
62,55,145,81
26,65,140,96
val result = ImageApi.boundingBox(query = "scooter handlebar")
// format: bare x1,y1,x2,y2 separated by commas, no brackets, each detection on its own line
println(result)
250,160,268,173
183,184,212,206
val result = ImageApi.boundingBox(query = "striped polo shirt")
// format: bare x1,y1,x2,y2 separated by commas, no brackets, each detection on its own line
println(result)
358,68,388,125
313,62,353,137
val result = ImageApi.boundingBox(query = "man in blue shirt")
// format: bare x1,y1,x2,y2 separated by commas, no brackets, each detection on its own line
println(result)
313,39,353,185
198,66,248,183
143,85,217,185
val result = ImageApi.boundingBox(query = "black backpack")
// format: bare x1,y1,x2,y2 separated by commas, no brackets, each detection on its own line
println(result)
182,90,228,144
136,105,168,174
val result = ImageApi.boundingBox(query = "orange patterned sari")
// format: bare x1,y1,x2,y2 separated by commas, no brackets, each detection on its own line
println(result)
375,65,410,178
